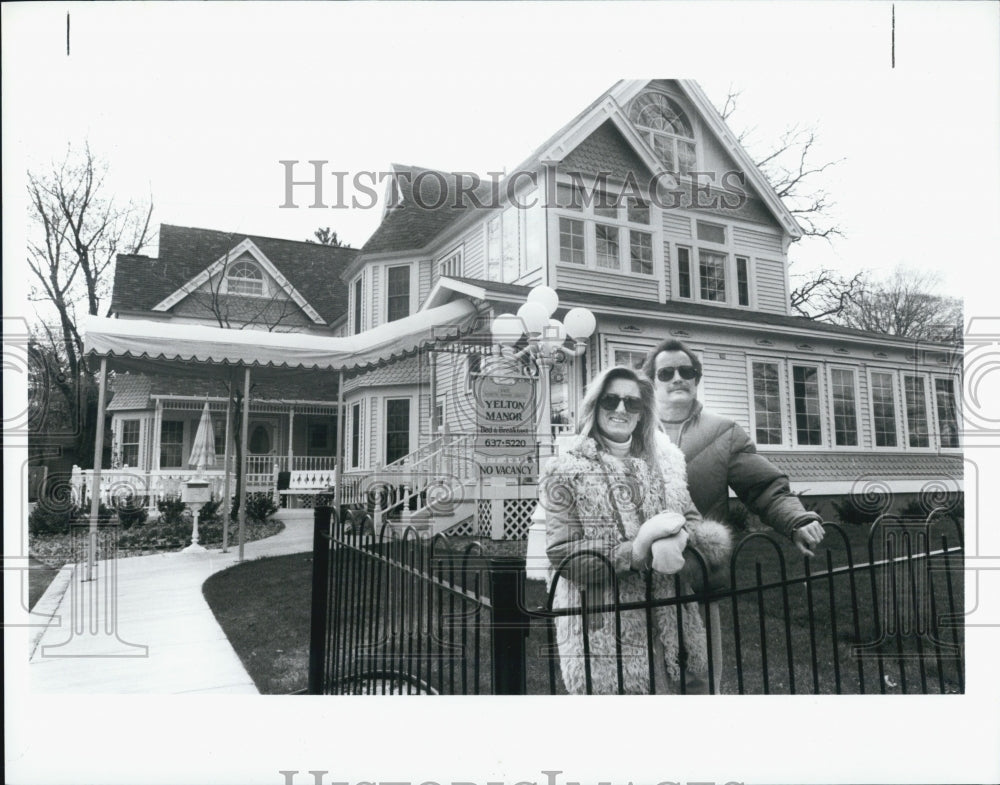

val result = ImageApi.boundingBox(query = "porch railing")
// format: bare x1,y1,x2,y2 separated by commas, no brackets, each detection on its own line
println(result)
71,455,336,512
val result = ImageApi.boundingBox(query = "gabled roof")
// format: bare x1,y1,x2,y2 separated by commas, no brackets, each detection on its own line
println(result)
110,224,359,324
358,164,499,256
354,80,801,261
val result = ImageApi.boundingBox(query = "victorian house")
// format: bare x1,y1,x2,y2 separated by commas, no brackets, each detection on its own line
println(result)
84,79,962,531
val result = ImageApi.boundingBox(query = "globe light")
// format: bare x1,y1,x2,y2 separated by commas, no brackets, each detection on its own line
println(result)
526,285,559,317
491,313,524,345
564,307,597,340
516,301,549,335
540,318,567,350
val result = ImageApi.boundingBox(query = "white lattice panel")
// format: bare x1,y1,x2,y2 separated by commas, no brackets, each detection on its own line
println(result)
503,499,536,540
477,500,492,537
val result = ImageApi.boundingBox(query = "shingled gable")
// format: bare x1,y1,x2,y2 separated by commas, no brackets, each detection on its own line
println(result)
110,224,359,325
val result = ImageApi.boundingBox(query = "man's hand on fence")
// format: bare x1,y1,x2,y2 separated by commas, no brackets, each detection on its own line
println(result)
792,520,826,557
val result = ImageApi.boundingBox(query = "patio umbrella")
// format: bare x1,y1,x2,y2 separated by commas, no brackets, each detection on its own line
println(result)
188,402,216,472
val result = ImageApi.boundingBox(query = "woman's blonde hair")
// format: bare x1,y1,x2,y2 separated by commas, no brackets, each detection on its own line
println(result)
577,365,661,468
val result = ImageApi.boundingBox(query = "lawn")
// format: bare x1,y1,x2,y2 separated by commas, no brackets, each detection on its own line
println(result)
202,516,964,695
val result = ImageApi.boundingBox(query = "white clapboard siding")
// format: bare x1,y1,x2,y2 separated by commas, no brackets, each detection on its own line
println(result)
418,259,432,306
514,267,544,288
556,265,659,301
461,224,486,280
370,266,380,329
733,226,784,255
755,258,788,315
700,349,750,429
662,212,692,240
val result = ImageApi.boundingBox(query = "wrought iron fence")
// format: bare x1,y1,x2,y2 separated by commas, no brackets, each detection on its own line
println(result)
309,508,964,695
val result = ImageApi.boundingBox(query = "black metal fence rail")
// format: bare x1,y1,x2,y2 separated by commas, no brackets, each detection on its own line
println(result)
309,508,964,695
309,507,526,694
540,513,964,695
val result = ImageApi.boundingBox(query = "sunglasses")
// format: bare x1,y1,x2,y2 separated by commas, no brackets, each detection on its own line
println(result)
598,394,643,414
656,366,698,382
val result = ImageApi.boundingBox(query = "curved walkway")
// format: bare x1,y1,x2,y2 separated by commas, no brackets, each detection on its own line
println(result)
28,514,314,694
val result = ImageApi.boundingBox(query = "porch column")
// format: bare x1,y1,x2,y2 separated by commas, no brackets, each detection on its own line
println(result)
288,405,294,471
238,366,251,561
87,357,109,581
149,399,163,513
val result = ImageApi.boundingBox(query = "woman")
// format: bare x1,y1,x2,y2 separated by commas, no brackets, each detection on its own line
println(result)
540,366,731,694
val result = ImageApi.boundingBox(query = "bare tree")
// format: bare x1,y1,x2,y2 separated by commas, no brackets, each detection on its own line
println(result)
309,226,350,247
717,87,863,321
839,266,962,344
27,142,154,464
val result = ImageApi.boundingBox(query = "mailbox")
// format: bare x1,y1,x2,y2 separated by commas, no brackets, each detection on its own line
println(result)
181,479,212,506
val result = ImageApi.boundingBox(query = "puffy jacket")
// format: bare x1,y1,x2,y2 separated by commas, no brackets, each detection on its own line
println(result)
666,401,820,539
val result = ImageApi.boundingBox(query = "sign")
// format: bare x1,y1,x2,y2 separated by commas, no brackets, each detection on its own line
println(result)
473,356,538,478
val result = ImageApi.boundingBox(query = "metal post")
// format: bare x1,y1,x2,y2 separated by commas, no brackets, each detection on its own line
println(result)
238,366,251,561
308,505,333,694
333,369,345,517
87,357,109,581
221,382,232,552
488,556,530,695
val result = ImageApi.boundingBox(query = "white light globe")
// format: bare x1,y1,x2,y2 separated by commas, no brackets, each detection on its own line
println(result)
491,313,524,345
564,307,597,340
541,318,567,349
517,301,549,335
526,285,559,317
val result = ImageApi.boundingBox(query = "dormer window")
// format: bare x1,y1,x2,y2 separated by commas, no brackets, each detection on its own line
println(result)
628,91,696,175
227,260,264,296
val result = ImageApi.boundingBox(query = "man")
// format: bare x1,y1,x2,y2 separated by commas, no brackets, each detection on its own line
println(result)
642,338,825,557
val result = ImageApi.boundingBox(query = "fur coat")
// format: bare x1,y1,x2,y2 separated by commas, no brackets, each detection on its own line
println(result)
540,434,731,694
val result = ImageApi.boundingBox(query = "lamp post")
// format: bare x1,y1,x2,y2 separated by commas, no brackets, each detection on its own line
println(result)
490,286,596,577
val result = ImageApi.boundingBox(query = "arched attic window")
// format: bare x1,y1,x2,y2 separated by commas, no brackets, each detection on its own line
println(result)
227,259,264,296
628,91,696,176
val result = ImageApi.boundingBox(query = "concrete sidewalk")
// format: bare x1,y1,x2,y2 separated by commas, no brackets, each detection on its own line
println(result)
28,513,315,694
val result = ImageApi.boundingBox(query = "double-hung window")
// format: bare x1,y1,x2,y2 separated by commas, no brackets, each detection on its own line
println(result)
121,420,140,467
160,420,184,468
934,377,960,448
386,265,410,323
903,375,931,447
792,364,823,446
751,361,783,445
353,277,363,334
350,402,361,468
829,368,859,446
385,399,410,465
870,371,899,447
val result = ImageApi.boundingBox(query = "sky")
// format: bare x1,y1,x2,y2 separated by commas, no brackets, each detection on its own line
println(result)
4,3,1000,785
